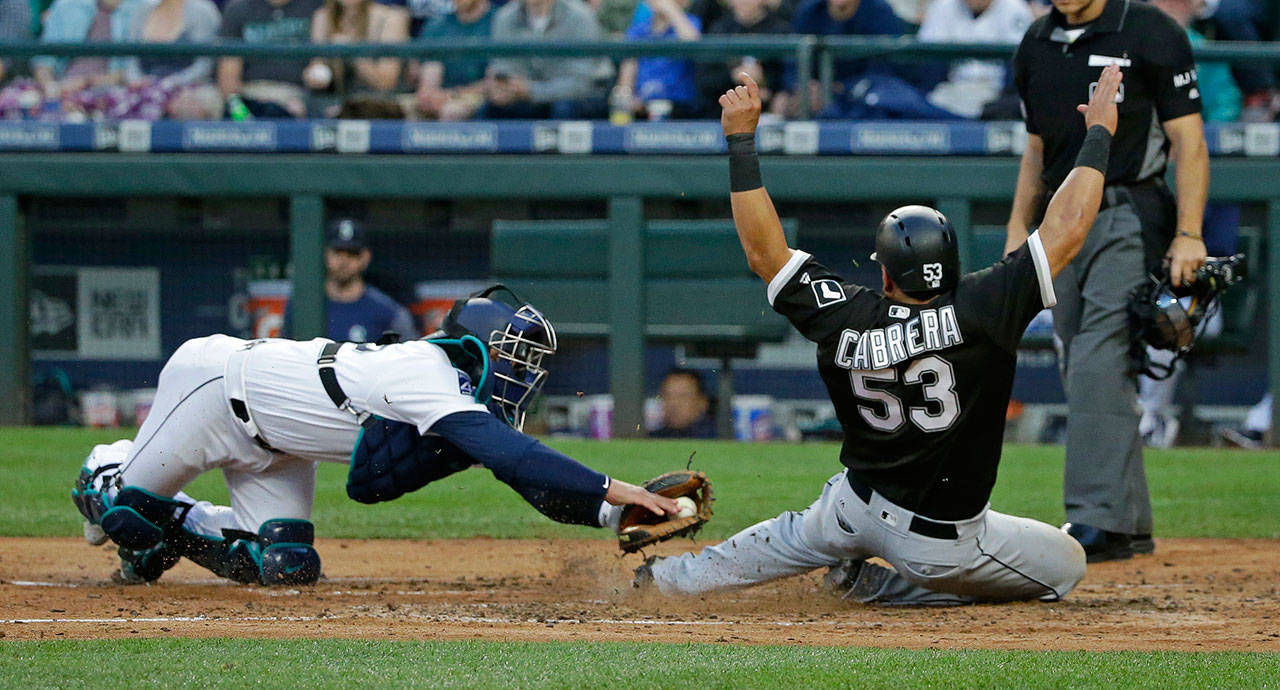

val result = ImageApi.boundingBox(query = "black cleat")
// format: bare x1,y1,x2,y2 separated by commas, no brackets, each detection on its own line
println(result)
1063,523,1133,563
1131,533,1155,555
632,555,663,590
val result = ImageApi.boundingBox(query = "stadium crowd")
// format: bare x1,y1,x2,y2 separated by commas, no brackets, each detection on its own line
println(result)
0,0,1274,121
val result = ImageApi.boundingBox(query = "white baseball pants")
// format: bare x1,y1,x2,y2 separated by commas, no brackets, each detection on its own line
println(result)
117,335,317,532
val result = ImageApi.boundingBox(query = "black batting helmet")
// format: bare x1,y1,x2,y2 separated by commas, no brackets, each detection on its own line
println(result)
871,205,960,296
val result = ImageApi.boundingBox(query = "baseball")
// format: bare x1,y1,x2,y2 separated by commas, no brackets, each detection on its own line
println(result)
675,496,697,518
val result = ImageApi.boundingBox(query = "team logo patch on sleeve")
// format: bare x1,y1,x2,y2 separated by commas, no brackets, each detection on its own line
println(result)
457,371,474,396
812,279,847,307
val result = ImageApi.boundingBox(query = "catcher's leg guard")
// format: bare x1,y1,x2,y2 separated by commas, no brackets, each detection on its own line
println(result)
257,519,321,586
72,467,112,526
117,543,181,584
99,487,189,551
171,518,320,586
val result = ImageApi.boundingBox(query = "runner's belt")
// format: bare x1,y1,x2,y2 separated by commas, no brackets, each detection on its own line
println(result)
846,474,959,540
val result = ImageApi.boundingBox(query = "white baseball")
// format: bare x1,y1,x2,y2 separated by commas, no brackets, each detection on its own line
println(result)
674,496,697,518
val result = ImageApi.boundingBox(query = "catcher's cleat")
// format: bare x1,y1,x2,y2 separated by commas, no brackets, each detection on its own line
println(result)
632,555,664,590
83,520,108,546
114,543,180,584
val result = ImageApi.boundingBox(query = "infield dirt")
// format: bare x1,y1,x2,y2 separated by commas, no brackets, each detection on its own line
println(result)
3,537,1277,651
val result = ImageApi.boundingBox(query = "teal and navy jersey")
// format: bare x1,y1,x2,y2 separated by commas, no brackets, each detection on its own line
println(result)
768,233,1056,520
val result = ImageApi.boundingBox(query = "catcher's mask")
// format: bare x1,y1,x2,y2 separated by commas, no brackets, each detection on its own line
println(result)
438,285,557,431
870,205,960,298
1129,254,1246,379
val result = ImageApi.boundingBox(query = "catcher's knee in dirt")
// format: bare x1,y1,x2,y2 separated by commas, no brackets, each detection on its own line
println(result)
256,519,321,586
99,487,188,551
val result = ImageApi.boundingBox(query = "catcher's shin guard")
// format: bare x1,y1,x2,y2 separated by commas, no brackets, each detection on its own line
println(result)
257,519,321,586
176,518,321,586
99,487,190,551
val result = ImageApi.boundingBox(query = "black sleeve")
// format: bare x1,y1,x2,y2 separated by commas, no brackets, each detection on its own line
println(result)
217,0,245,40
1012,34,1038,135
955,234,1055,352
769,250,880,344
1141,12,1202,122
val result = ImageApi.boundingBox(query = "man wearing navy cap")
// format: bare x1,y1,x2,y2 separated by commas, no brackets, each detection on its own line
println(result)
291,218,416,342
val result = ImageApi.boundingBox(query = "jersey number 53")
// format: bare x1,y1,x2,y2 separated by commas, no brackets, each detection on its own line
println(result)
850,354,960,433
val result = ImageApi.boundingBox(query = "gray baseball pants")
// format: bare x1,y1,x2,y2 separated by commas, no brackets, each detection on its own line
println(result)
1053,204,1152,534
649,471,1086,604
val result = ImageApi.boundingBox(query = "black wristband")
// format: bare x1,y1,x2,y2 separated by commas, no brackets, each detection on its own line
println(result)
1074,125,1112,176
727,132,763,193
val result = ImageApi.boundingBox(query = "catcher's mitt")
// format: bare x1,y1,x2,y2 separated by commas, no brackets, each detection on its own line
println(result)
617,471,714,553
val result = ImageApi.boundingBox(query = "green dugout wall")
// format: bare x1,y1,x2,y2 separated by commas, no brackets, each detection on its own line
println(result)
0,154,1277,439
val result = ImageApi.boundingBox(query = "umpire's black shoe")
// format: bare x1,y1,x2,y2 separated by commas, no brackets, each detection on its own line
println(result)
1063,523,1133,563
1131,533,1155,555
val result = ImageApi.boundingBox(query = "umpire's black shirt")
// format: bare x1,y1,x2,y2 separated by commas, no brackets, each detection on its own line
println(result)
1014,0,1201,190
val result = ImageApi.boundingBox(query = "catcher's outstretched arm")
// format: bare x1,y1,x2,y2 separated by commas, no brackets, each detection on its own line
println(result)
721,73,791,284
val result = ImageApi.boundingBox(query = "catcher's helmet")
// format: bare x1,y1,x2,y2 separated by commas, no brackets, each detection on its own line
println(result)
871,205,960,296
1129,254,1246,379
440,285,558,431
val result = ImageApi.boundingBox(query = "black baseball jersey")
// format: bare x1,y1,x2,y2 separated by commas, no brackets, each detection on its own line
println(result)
770,235,1056,520
1014,0,1200,190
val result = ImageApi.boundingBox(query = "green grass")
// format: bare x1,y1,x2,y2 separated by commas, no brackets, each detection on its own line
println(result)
5,427,1278,540
1,639,1277,689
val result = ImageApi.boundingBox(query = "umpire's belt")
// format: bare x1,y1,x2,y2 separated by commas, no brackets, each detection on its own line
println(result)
846,474,958,540
224,340,278,453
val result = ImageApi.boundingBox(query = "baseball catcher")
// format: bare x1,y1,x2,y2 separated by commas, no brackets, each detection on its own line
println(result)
73,286,701,585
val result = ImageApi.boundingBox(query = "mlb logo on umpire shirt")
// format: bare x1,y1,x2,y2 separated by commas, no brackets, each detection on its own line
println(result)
811,279,847,308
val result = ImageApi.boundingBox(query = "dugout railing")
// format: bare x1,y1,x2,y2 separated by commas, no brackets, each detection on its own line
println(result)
0,39,1278,439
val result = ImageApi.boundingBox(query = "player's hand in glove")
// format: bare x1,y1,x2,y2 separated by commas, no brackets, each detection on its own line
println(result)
605,478,680,517
616,471,714,553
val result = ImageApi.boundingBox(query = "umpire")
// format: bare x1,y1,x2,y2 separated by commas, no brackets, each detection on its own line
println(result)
1006,0,1209,561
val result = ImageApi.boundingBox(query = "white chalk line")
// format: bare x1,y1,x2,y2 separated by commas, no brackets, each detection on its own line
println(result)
1,612,853,628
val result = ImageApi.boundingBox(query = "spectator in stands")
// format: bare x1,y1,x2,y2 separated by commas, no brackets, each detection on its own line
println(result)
287,218,416,342
614,0,702,120
30,0,142,97
696,0,791,117
217,0,323,118
915,0,1031,119
414,0,492,120
650,368,716,439
592,0,640,34
1202,0,1277,122
786,0,954,119
0,0,33,83
305,0,410,98
485,0,611,119
123,0,223,119
377,0,449,36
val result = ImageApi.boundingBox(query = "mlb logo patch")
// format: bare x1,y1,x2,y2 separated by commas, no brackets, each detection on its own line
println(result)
457,371,474,396
811,279,847,308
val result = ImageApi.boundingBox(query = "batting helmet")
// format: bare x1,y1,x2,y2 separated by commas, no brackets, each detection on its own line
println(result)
441,285,558,431
871,205,960,296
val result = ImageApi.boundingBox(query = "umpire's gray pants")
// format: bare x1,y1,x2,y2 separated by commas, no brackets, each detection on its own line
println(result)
1053,204,1152,534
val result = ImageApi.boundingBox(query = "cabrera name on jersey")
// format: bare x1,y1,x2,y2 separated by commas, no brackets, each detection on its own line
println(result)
834,304,963,371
